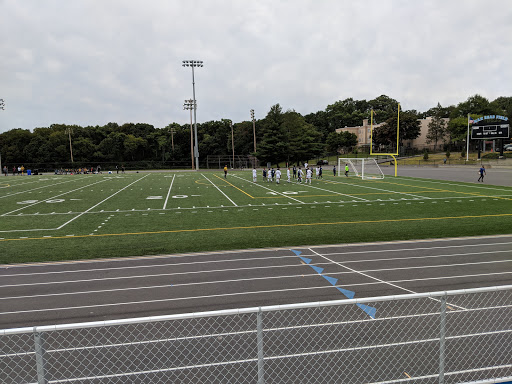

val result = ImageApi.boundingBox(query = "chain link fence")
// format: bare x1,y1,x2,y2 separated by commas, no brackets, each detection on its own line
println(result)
1,285,511,383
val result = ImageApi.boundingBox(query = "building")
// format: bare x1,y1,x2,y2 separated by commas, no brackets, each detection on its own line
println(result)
336,117,450,152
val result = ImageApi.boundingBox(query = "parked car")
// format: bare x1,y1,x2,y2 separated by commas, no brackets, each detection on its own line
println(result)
316,160,329,165
504,144,512,151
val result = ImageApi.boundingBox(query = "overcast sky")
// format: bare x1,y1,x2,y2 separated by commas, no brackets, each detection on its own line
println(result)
1,0,511,133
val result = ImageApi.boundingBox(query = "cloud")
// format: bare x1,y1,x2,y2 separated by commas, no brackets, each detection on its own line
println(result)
1,0,511,132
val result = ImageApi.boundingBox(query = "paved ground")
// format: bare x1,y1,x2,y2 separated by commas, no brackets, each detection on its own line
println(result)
1,234,511,329
381,164,512,186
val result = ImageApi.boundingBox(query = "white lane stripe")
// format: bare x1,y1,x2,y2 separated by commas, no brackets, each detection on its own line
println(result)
56,174,151,229
309,248,467,310
162,174,175,210
325,178,430,200
231,174,305,203
395,175,512,192
1,178,109,216
0,251,512,284
1,258,510,297
3,271,510,315
201,174,238,206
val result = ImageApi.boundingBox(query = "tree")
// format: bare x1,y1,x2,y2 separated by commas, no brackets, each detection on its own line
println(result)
283,110,323,165
326,131,358,153
256,104,288,165
372,111,420,151
426,103,447,151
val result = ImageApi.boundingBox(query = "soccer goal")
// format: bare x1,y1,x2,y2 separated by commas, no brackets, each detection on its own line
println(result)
338,158,385,180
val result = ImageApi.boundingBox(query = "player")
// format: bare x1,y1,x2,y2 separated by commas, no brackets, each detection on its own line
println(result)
345,164,349,177
306,168,312,184
275,168,281,184
297,167,303,183
292,165,297,179
262,168,267,182
315,166,319,179
333,165,336,176
223,164,228,178
477,165,486,182
267,168,272,182
319,166,323,179
287,167,291,182
252,167,257,182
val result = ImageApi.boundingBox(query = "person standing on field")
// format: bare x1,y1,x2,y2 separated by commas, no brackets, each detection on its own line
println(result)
333,165,336,176
262,168,267,182
293,165,297,179
287,167,291,182
223,165,228,178
319,166,323,179
252,167,257,182
477,165,486,182
297,167,303,183
345,164,349,177
275,167,281,184
306,168,312,184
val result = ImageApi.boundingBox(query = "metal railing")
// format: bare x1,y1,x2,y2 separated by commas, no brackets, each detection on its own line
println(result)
1,285,511,383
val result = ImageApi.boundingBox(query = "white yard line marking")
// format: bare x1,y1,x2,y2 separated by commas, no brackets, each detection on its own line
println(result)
299,183,369,201
395,176,512,192
162,174,176,210
0,177,88,200
1,178,109,216
231,174,305,203
201,174,238,206
325,178,430,200
56,174,151,230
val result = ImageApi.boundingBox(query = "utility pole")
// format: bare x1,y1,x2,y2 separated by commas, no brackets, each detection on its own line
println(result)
66,127,74,163
0,99,4,173
170,127,176,152
250,109,256,153
230,120,235,167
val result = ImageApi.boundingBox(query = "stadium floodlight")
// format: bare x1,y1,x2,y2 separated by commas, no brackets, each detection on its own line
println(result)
182,60,203,169
183,99,197,170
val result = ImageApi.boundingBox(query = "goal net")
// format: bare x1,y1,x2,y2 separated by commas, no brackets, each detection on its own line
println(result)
338,158,384,180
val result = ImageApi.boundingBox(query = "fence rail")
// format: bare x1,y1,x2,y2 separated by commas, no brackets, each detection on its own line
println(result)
1,286,511,383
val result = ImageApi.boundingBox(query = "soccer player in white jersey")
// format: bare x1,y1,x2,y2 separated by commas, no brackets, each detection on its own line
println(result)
267,168,272,182
315,166,319,179
287,167,291,182
306,168,312,184
275,168,281,184
252,167,257,182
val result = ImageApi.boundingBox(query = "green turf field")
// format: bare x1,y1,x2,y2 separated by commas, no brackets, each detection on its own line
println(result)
1,170,511,264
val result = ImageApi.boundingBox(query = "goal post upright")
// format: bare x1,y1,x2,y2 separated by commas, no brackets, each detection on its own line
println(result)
369,103,399,177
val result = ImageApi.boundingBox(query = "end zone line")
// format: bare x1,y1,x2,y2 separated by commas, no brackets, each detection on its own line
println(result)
162,174,176,210
56,174,151,230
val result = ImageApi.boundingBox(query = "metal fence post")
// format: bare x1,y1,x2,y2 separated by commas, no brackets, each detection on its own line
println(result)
439,294,447,384
257,308,265,384
34,331,48,384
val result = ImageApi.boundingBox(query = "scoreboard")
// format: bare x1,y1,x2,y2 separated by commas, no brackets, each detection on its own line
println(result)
471,124,510,139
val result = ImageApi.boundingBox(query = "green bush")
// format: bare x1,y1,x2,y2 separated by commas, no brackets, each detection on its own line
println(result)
445,150,450,158
423,151,429,160
482,152,512,159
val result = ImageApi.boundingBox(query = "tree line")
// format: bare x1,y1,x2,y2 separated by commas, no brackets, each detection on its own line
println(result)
1,94,510,167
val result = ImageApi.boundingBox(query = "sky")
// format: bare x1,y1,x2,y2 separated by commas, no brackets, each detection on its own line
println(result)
1,0,511,133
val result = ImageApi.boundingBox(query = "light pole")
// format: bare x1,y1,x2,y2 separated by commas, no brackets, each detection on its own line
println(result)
250,109,256,153
183,99,196,170
66,127,74,164
0,99,5,173
230,120,235,167
170,127,176,152
182,60,203,170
